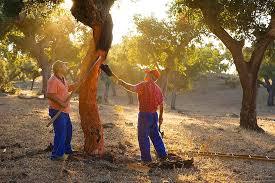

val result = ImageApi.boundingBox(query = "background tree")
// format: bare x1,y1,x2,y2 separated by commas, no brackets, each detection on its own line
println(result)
172,0,275,132
109,36,228,108
20,60,41,90
0,1,90,95
109,37,144,104
133,16,202,97
170,44,229,109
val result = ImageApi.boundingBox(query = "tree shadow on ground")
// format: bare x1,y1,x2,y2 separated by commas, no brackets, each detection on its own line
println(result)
174,115,275,181
179,115,275,156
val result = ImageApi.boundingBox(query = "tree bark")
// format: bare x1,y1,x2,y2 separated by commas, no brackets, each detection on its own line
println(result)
171,91,177,110
267,90,273,106
79,28,104,156
272,77,275,104
111,82,117,96
41,63,51,96
160,70,169,98
103,80,110,103
239,74,263,131
31,77,35,90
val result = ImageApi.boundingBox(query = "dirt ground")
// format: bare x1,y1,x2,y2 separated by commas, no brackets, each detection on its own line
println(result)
0,77,275,183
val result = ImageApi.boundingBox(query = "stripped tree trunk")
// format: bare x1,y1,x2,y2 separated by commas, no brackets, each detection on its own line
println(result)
79,28,105,155
71,0,114,154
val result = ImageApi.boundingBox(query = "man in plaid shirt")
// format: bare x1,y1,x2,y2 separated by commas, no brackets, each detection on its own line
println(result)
115,69,167,162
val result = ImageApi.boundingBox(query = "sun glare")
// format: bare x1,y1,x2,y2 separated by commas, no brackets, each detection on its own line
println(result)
61,0,73,10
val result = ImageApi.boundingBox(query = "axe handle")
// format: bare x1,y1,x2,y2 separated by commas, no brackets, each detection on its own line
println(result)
46,110,62,127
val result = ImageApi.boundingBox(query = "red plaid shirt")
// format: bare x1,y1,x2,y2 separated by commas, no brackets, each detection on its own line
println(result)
135,80,163,112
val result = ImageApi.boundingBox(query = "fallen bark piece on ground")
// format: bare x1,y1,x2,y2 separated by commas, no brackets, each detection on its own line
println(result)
149,153,194,169
127,153,194,173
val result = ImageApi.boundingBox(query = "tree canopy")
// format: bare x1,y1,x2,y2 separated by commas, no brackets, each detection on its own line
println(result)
171,0,275,131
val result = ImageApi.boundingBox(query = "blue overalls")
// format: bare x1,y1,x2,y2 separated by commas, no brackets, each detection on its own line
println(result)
138,112,167,162
49,108,73,159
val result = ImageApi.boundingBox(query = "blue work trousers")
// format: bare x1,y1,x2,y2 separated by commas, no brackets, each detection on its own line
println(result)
49,109,73,159
138,112,167,162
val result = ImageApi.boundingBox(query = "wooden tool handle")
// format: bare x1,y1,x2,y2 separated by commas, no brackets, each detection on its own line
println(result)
46,110,62,127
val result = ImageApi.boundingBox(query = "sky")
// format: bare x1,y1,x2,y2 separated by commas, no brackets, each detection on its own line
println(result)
62,0,171,44
110,0,171,44
62,0,236,74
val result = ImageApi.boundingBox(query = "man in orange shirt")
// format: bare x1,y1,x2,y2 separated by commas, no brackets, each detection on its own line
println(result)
47,61,77,160
114,69,167,162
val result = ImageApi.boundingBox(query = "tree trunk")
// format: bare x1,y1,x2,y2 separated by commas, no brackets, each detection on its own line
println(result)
103,81,110,103
240,77,264,132
171,91,177,110
41,63,51,96
196,3,275,132
267,90,274,106
111,82,116,96
127,91,134,105
272,78,275,105
31,77,35,90
79,29,104,156
160,70,169,98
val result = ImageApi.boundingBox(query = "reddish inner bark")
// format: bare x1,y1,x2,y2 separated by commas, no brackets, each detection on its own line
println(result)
79,26,105,155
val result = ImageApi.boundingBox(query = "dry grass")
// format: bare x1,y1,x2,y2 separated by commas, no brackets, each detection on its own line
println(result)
0,93,275,182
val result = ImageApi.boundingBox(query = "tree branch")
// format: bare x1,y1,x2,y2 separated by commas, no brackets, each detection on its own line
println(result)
198,5,248,81
251,14,275,75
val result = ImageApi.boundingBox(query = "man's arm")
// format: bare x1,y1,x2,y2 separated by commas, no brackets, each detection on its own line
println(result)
46,93,67,108
117,79,136,93
159,104,164,126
